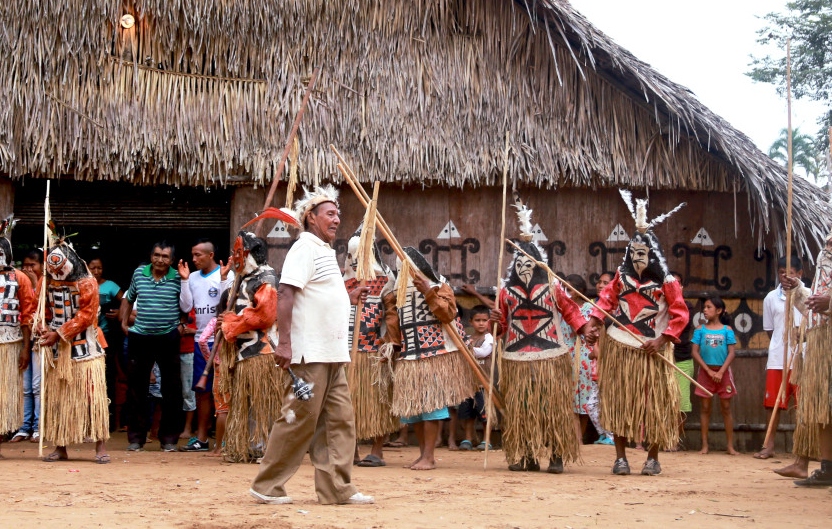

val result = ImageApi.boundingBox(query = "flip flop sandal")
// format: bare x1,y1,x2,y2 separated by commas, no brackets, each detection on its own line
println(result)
95,454,111,464
459,440,474,451
383,440,407,448
356,454,386,467
753,450,775,459
43,452,68,463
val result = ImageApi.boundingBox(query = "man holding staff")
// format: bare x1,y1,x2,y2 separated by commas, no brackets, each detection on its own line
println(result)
783,229,832,486
250,185,374,505
589,191,689,477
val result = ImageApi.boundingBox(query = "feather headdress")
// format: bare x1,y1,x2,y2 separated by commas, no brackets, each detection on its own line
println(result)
514,200,534,242
618,189,686,234
0,215,16,240
292,184,340,229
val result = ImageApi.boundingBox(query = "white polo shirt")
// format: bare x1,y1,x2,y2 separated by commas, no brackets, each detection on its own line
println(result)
762,285,803,370
280,232,351,364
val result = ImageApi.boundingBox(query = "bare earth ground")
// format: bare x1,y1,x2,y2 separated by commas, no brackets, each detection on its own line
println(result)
2,433,830,529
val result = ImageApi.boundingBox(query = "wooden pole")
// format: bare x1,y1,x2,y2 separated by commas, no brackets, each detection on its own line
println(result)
255,67,321,235
332,146,506,412
484,133,510,468
764,40,795,449
506,240,713,398
37,181,50,458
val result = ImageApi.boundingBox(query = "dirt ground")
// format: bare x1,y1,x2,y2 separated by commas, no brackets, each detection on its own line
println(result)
1,433,830,529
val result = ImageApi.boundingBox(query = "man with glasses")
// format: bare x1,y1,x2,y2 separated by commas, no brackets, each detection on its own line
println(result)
120,241,185,452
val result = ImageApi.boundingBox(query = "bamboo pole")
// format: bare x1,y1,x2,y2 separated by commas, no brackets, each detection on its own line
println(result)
484,133,510,468
506,240,713,398
37,181,50,458
764,40,795,449
255,67,321,235
331,145,506,413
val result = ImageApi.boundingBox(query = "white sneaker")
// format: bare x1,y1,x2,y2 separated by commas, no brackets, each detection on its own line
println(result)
249,488,293,504
344,492,375,505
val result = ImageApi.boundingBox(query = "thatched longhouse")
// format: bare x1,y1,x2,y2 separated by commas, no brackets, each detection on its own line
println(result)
2,2,828,439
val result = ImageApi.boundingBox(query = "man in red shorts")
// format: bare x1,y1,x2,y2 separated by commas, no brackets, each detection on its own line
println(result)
755,256,802,459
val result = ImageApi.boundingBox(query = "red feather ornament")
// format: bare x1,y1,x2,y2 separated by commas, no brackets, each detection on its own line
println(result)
240,207,301,230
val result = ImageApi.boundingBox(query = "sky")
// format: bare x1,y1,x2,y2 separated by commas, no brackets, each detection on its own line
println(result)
568,0,827,154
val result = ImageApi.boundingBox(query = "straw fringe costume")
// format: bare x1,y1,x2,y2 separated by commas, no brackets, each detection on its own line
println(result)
42,244,109,447
495,204,588,468
791,237,832,461
391,273,476,419
591,193,688,454
0,225,36,435
221,232,284,463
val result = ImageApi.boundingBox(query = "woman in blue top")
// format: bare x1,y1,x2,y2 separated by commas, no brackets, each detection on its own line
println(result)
691,296,738,455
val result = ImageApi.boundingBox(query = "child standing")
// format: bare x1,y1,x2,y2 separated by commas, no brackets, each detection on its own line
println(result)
692,296,738,455
457,306,494,450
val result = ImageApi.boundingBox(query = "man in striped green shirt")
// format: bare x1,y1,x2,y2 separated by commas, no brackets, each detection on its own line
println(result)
120,241,185,452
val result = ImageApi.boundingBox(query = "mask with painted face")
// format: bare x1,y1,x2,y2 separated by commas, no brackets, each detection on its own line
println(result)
0,237,11,269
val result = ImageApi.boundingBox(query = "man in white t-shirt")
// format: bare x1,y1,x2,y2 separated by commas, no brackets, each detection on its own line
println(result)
250,185,374,506
177,239,233,451
755,256,803,459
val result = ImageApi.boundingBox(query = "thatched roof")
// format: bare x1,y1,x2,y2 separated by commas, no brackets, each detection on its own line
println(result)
0,0,828,255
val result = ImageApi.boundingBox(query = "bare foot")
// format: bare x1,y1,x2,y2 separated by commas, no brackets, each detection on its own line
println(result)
773,463,808,478
699,446,709,455
404,456,423,469
410,459,436,470
753,447,775,459
448,442,459,451
726,447,739,456
0,452,5,460
634,444,645,451
179,431,193,440
206,451,224,458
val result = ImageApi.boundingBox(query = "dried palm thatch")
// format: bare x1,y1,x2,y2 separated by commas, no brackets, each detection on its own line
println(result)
0,343,24,433
42,356,109,446
597,337,680,451
501,355,581,466
0,1,827,255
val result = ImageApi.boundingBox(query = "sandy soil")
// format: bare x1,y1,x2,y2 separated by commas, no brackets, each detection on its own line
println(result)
1,434,830,529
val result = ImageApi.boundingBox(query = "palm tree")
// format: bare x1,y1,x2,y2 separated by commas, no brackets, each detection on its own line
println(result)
768,127,827,183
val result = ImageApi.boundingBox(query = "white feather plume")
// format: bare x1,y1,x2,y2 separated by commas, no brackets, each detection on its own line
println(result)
648,202,686,229
635,199,648,232
618,189,635,219
514,200,534,242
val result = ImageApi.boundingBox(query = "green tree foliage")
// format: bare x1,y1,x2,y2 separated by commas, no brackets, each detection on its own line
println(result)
768,127,828,182
748,0,832,142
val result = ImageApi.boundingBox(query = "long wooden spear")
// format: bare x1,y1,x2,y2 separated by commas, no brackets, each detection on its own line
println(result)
506,240,713,398
764,39,795,449
483,133,510,469
332,145,506,413
37,181,50,458
255,67,321,236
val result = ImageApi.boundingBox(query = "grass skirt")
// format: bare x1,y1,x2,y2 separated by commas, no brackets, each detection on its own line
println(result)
597,337,680,450
792,421,821,460
501,355,580,465
0,342,24,433
225,354,284,463
348,349,399,439
795,324,832,427
391,352,476,417
42,352,109,446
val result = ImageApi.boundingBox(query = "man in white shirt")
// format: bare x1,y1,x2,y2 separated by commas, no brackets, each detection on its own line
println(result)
178,239,233,451
250,185,373,506
755,256,803,459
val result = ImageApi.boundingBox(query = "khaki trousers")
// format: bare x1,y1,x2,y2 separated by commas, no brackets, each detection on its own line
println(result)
251,362,357,504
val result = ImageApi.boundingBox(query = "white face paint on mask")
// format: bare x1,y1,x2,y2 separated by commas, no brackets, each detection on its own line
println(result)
0,238,10,268
46,247,74,281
